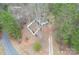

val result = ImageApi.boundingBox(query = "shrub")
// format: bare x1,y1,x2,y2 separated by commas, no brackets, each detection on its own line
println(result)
0,11,21,40
33,41,42,51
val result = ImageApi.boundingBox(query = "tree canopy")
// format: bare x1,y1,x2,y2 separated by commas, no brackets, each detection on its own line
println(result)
49,4,79,52
0,4,21,40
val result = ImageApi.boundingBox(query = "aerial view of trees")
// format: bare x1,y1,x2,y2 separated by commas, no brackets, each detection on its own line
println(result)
49,4,79,52
0,4,21,40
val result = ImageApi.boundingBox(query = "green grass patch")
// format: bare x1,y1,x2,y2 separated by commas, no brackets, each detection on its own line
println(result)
33,41,42,52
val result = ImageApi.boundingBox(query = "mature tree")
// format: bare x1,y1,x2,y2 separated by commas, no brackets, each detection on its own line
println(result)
0,4,21,40
49,4,79,52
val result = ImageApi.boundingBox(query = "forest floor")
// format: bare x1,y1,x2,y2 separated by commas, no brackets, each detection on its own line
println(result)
53,35,77,55
10,23,51,55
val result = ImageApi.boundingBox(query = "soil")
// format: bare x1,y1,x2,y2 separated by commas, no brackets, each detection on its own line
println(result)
9,23,50,55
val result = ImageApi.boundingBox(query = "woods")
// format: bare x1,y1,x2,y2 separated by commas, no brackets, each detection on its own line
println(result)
49,4,79,52
0,4,21,40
